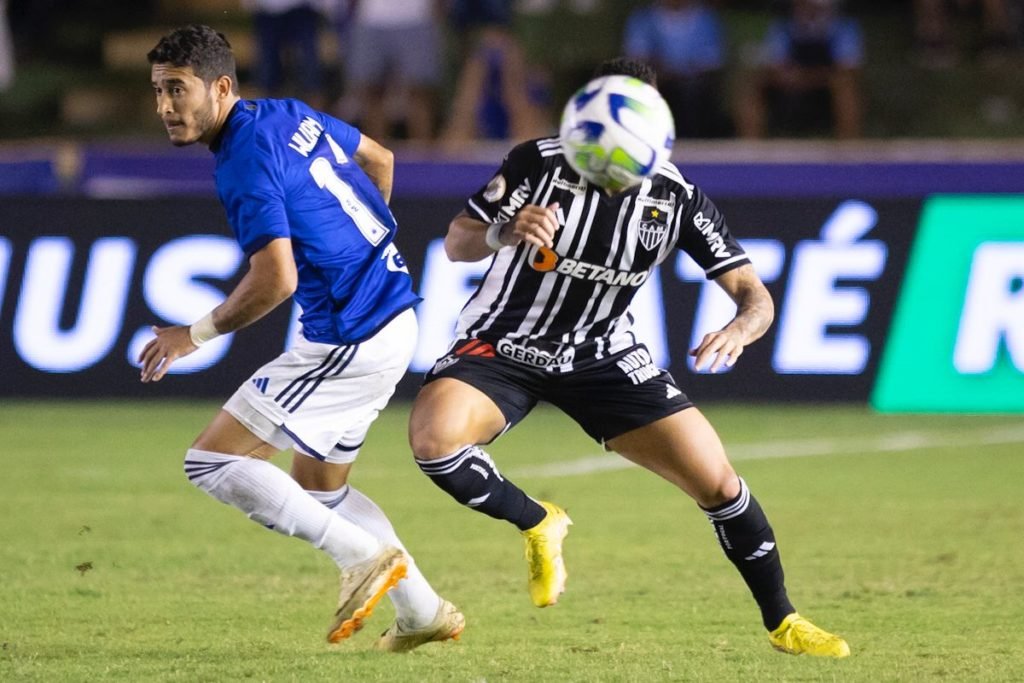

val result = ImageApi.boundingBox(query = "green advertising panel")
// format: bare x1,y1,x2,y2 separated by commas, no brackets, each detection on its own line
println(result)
873,196,1024,412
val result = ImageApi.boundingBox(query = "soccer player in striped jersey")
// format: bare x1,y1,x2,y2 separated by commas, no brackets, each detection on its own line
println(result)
140,24,462,652
409,58,850,658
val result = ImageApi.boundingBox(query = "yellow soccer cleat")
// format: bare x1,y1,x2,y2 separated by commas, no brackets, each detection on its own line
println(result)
521,501,573,607
768,613,851,658
327,546,408,643
376,599,466,653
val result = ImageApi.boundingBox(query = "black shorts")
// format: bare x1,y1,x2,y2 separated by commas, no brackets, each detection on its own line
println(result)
423,339,694,445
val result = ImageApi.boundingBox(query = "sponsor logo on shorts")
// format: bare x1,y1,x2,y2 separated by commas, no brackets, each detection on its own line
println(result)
496,339,575,368
251,376,270,394
431,355,459,375
431,338,499,375
616,347,660,385
455,339,496,357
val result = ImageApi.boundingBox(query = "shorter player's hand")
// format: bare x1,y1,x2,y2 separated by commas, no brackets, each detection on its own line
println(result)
509,203,559,249
138,325,197,383
689,329,745,374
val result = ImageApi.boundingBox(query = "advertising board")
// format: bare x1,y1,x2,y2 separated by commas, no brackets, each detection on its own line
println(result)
1,195,924,401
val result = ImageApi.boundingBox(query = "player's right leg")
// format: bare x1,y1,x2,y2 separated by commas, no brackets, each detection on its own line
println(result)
184,410,407,640
409,371,571,607
292,452,464,650
607,407,849,657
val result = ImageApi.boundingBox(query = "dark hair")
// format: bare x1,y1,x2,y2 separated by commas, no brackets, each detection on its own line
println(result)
592,57,657,87
148,24,239,93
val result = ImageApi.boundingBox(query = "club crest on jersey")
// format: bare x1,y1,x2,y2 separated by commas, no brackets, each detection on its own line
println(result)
637,206,669,251
483,174,507,202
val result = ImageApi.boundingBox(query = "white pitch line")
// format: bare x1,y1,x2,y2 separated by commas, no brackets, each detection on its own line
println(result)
508,423,1024,479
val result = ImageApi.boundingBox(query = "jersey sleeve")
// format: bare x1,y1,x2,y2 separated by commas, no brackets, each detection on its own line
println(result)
675,184,750,279
319,111,362,157
464,140,543,223
218,134,290,258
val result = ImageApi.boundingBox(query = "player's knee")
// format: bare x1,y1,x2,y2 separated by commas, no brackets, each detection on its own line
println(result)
694,468,741,509
184,447,237,493
408,423,462,461
408,400,473,460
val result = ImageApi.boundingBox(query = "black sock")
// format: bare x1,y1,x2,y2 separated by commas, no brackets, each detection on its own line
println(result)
416,446,546,531
701,478,795,630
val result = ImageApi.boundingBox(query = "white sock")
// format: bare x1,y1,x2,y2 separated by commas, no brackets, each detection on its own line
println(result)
308,485,442,629
184,449,382,567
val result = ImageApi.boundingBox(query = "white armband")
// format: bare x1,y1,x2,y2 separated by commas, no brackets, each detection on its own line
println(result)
188,312,221,347
485,221,508,251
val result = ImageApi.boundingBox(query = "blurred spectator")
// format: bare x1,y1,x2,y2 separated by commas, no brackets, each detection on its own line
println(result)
0,0,13,92
622,0,731,138
913,0,1019,68
243,0,327,107
7,0,59,62
338,0,443,142
735,0,864,139
441,0,550,145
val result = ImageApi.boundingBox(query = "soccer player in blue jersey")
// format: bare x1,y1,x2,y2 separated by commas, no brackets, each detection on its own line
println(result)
140,24,463,652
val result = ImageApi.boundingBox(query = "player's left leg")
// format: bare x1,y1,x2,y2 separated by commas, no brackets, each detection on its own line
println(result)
607,409,850,658
410,361,571,608
278,309,463,648
291,451,464,651
186,411,407,643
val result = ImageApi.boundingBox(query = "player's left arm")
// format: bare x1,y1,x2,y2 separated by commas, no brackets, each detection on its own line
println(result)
689,264,774,373
139,238,297,382
352,133,394,203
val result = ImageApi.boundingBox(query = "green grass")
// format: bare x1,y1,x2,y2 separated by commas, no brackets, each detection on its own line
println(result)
1,401,1022,681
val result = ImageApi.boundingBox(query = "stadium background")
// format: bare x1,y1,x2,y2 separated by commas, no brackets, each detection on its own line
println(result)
2,0,1022,411
2,3,1023,681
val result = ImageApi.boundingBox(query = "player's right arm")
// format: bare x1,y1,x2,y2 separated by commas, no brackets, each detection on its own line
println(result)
445,139,555,262
445,205,558,262
204,237,297,333
141,130,295,383
138,238,297,382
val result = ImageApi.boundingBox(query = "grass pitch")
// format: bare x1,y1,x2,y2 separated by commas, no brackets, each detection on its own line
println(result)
1,400,1022,682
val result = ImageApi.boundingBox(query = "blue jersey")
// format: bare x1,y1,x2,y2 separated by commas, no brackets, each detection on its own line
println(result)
212,98,420,345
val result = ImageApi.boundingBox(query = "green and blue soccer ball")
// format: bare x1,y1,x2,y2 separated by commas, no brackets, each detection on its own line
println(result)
559,75,675,193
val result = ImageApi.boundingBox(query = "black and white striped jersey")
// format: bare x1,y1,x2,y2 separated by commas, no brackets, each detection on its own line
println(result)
456,136,750,372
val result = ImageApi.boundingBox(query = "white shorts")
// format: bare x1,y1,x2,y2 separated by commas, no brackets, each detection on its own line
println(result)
224,308,416,464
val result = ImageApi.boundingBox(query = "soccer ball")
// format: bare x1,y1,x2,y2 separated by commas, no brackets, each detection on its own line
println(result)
559,75,675,193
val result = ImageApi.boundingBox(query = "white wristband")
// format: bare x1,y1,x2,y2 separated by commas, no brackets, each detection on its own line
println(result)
485,221,508,251
188,312,221,347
